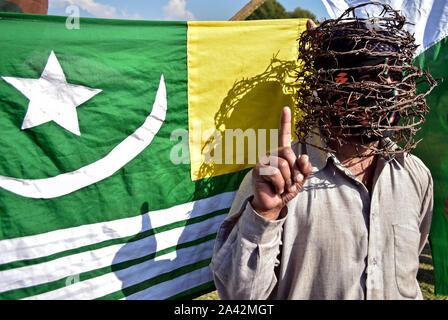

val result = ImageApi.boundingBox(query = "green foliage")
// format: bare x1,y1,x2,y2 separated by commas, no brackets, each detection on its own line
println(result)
246,0,317,22
246,0,286,20
286,7,317,21
0,0,23,13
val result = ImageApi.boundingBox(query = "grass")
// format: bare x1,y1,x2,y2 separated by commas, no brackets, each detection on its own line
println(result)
195,241,448,300
417,241,448,300
195,290,220,300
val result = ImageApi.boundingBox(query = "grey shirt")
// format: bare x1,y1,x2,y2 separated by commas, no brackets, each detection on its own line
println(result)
210,134,433,300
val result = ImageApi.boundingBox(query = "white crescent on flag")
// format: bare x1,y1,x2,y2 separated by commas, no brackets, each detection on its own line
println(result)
0,74,167,199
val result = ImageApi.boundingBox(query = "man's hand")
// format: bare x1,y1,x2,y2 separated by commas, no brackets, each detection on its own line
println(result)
251,107,312,220
307,19,317,30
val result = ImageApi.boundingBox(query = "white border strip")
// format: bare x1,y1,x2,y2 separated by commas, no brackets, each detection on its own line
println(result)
24,239,215,300
321,0,448,56
0,215,226,293
0,191,236,265
126,266,214,300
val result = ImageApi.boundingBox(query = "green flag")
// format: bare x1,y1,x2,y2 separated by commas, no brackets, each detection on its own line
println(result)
414,38,448,296
0,13,247,300
0,12,304,299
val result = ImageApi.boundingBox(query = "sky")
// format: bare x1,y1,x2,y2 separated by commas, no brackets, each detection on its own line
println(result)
48,0,330,22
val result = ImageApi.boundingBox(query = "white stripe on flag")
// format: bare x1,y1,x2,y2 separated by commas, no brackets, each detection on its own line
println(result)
0,214,226,293
321,0,448,56
0,191,236,265
24,239,215,300
125,266,213,300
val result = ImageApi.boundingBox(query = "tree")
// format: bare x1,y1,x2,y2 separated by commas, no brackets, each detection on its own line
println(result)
0,0,23,13
246,0,318,22
286,7,317,21
246,0,287,20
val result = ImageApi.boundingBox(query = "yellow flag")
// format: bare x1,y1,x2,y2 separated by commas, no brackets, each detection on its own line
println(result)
188,19,307,180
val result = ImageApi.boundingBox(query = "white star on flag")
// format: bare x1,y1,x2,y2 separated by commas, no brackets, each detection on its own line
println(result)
2,50,102,136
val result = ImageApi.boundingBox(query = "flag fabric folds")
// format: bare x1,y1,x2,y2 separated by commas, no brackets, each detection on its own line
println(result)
322,0,448,296
0,12,305,299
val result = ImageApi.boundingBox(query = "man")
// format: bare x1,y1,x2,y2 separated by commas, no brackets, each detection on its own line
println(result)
210,4,435,300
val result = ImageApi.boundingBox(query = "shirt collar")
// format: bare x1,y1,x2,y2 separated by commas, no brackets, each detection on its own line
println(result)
381,138,405,166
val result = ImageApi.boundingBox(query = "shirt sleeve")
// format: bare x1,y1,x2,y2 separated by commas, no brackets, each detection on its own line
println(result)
418,169,434,254
210,171,287,300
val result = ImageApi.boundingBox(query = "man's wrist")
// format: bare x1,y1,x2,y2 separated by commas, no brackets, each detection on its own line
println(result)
250,198,287,221
239,198,288,244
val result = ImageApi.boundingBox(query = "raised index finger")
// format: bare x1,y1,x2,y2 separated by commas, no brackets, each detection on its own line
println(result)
279,106,292,148
307,19,317,30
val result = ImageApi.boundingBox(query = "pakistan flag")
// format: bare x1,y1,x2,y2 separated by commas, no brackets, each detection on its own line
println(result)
0,12,305,299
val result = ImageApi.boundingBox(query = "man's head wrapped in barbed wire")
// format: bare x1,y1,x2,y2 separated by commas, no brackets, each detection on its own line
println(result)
295,2,438,156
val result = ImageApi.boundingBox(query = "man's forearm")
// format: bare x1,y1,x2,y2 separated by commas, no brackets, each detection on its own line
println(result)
210,198,285,299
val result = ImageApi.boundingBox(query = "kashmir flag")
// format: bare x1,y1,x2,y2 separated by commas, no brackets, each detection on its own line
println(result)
0,12,305,299
323,0,448,296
